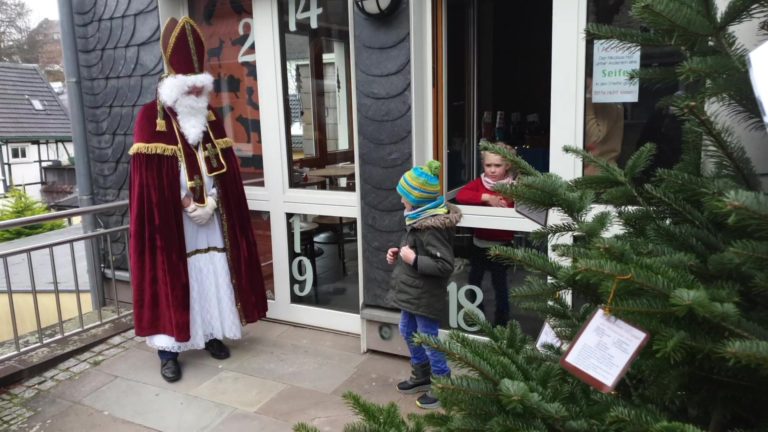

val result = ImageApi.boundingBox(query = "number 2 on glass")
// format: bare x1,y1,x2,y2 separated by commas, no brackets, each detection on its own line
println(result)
237,18,256,63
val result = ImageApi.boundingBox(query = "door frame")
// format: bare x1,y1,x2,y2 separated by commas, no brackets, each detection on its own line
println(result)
252,0,362,334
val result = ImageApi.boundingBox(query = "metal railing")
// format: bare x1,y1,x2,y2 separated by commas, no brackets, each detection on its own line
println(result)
0,201,131,362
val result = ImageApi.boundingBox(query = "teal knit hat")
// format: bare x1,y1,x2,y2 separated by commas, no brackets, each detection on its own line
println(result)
397,160,441,207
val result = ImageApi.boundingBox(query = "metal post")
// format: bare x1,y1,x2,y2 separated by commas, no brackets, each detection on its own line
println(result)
0,140,7,193
58,0,102,311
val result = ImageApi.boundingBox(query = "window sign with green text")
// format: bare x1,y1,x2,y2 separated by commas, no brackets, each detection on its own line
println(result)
592,40,640,103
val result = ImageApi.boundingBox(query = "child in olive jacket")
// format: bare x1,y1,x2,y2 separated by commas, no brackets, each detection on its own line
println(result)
386,160,462,409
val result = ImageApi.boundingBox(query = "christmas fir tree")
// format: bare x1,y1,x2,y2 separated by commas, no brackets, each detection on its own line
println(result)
295,0,768,431
0,188,65,242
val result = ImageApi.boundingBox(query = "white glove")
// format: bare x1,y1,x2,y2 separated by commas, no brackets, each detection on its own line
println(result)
184,197,217,225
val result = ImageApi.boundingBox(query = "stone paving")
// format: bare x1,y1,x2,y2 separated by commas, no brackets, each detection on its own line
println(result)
0,332,134,430
0,321,420,431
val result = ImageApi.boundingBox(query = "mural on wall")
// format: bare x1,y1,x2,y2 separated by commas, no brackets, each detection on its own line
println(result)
72,0,164,268
189,0,264,184
354,0,413,309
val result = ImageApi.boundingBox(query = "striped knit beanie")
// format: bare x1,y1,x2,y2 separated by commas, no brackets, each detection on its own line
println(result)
397,160,442,207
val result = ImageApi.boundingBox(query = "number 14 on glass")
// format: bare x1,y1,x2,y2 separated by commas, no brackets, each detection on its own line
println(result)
288,0,323,31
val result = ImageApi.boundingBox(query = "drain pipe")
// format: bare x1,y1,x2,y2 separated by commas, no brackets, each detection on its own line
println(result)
57,0,103,310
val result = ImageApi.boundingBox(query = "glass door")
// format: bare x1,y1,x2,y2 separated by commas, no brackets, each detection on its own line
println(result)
176,0,360,333
252,0,361,333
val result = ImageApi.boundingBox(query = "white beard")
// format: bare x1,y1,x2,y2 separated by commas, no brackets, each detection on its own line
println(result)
158,73,214,145
172,94,209,145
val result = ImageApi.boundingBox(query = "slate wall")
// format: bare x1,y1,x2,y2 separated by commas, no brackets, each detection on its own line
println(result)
71,0,163,268
353,1,413,310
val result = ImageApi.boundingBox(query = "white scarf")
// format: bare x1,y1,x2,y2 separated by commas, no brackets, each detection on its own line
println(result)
481,173,514,191
158,73,214,145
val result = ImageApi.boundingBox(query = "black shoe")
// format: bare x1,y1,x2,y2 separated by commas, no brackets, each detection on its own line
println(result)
416,390,440,409
204,339,230,360
160,359,182,382
396,362,431,394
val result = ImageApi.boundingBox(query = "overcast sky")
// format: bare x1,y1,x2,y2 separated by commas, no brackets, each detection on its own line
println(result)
26,0,60,27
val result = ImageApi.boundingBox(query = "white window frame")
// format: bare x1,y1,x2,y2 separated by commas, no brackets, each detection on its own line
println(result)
427,0,585,234
9,144,31,162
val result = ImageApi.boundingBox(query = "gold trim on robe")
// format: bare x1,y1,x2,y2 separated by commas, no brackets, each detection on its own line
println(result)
128,143,179,156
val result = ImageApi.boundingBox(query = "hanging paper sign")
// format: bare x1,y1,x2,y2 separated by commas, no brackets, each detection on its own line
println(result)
592,40,640,103
535,321,563,352
560,308,649,393
748,40,768,132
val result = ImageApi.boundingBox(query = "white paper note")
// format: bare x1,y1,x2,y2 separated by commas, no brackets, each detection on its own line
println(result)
592,40,641,103
562,308,647,389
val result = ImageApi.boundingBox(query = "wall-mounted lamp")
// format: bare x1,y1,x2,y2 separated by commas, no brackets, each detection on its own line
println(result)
354,0,402,18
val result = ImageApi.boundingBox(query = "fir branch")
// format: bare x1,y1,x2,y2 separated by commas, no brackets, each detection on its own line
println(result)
565,146,625,180
529,222,579,244
632,0,716,38
624,143,658,180
652,329,692,363
646,223,714,258
586,24,672,47
574,259,680,297
415,333,503,385
497,379,568,420
335,391,427,432
718,340,768,371
676,100,761,190
728,240,768,263
508,275,565,300
630,66,682,87
721,190,768,237
669,288,758,339
565,145,652,208
489,246,565,278
677,55,741,84
511,174,593,220
717,0,768,28
643,184,714,233
572,174,626,192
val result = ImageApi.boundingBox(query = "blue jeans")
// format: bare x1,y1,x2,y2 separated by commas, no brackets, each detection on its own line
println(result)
399,310,450,377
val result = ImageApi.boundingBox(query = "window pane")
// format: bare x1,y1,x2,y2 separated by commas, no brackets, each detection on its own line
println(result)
445,0,552,194
583,1,682,176
286,213,359,313
441,227,544,337
11,148,19,159
189,1,265,186
250,210,274,300
277,0,356,191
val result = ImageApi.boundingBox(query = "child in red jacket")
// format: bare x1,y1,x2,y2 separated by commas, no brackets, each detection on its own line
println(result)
456,143,516,325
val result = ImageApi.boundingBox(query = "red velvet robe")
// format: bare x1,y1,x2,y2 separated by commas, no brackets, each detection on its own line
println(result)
129,100,267,341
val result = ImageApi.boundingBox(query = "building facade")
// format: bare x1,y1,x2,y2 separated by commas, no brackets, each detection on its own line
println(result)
66,0,768,353
0,63,74,202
